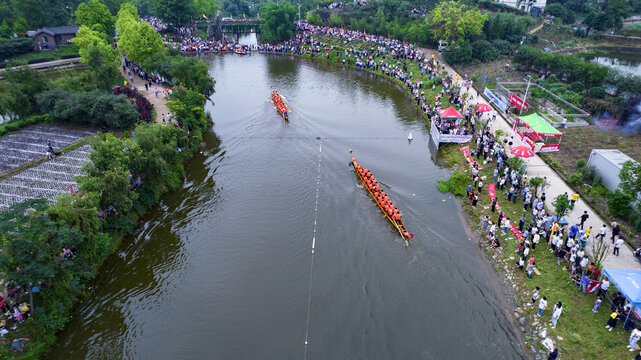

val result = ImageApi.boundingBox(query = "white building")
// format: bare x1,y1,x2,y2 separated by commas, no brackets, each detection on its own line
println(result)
587,149,638,191
494,0,547,14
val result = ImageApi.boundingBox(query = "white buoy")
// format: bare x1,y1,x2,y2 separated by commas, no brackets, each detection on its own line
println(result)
408,132,413,140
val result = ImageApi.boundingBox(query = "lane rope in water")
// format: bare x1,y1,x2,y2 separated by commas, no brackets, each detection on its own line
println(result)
228,136,406,140
303,140,322,360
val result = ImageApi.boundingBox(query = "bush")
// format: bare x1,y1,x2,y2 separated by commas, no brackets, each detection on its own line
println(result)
437,171,469,197
587,87,605,99
607,189,633,217
576,159,587,172
568,171,583,187
0,37,34,59
472,40,500,63
589,184,608,201
492,39,511,55
0,114,51,137
570,81,584,92
37,89,139,129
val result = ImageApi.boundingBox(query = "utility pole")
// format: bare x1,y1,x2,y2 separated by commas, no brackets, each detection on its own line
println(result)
298,4,302,23
520,75,532,116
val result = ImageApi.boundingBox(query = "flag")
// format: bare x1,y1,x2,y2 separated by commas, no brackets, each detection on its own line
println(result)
69,185,74,195
587,280,602,293
203,13,207,19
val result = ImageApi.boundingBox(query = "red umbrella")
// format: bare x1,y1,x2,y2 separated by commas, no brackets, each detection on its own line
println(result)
511,146,535,158
475,103,492,112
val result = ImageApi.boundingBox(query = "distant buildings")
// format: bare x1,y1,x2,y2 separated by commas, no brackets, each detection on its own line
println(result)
28,26,80,50
493,0,547,15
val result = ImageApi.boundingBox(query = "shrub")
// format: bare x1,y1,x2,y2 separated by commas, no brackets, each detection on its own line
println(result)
568,172,583,187
570,81,584,92
0,114,51,137
607,189,633,217
437,171,469,197
37,89,139,129
587,87,605,99
588,184,608,201
0,38,34,59
492,39,511,55
576,159,587,172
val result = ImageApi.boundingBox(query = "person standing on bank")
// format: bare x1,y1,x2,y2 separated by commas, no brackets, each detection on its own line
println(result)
551,302,562,328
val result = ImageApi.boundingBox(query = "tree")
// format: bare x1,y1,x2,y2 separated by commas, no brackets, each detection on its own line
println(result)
11,0,71,29
12,17,27,34
75,0,116,37
118,21,166,64
328,14,344,27
78,134,141,213
155,0,193,26
618,160,641,211
261,1,298,43
590,233,610,268
0,66,48,120
307,12,323,26
552,193,571,219
193,0,219,19
607,189,633,217
604,0,630,31
529,176,544,197
115,2,140,33
427,0,487,43
0,20,11,38
86,45,120,90
0,199,82,297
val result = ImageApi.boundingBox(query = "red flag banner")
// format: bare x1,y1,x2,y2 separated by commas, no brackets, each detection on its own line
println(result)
587,280,602,293
458,145,484,170
487,183,523,240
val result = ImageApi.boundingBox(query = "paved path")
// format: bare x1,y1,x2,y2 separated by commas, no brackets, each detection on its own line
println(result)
122,61,172,125
422,48,639,270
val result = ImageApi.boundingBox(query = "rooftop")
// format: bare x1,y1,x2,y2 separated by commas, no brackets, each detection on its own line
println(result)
591,149,637,167
29,26,80,37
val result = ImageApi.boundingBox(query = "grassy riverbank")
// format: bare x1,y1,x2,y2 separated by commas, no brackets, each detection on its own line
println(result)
0,91,210,358
437,144,631,359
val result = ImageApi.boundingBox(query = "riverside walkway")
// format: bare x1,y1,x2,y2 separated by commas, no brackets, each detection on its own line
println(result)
424,48,639,270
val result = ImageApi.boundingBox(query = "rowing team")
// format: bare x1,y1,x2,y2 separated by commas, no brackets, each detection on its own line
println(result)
272,92,287,113
354,164,403,222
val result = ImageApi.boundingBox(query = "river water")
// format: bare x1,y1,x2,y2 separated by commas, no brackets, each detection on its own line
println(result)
49,54,525,359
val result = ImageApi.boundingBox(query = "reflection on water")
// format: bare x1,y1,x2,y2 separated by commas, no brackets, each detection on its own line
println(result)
49,54,525,360
586,53,641,77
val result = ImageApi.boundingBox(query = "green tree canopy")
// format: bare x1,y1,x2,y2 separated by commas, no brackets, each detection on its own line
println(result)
618,160,641,212
155,0,193,26
604,0,630,31
261,1,297,43
76,0,116,37
427,0,487,43
118,20,166,64
0,66,48,121
0,199,82,293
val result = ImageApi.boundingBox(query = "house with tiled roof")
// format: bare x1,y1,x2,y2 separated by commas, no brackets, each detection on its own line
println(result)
28,26,80,49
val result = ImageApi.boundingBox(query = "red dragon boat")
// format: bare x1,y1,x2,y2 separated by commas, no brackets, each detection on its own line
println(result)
349,149,413,244
271,87,289,121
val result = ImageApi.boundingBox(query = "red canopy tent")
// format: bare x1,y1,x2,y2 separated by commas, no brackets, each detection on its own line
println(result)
439,107,464,119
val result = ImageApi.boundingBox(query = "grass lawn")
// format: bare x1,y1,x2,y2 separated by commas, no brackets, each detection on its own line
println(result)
7,44,79,63
438,143,633,359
